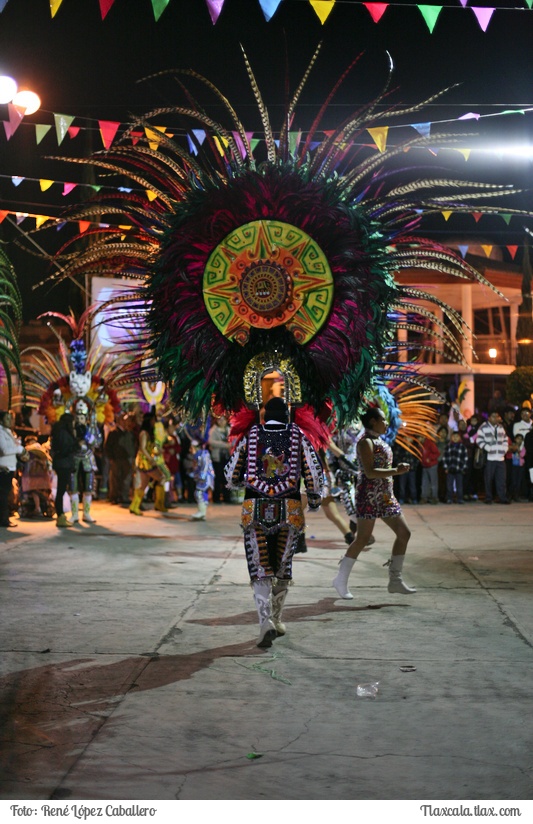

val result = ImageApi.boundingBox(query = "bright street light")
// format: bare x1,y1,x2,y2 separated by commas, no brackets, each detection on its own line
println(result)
488,348,497,360
0,73,40,114
0,75,17,103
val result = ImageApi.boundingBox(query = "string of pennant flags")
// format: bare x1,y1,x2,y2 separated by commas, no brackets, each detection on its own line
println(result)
0,1,533,30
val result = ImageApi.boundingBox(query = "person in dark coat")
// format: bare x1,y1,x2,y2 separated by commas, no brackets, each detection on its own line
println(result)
51,412,77,528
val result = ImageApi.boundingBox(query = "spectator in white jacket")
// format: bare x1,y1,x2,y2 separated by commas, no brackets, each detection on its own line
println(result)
0,410,27,527
513,407,532,440
475,412,510,505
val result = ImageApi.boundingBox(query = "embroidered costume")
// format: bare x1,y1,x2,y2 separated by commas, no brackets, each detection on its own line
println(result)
226,417,323,582
355,433,402,520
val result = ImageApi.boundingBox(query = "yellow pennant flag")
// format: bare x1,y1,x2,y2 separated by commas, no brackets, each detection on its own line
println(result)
367,126,389,153
144,125,166,150
36,215,49,229
441,211,452,221
39,179,54,192
50,0,64,17
213,135,230,156
309,0,335,25
482,245,493,258
455,148,471,161
145,190,158,201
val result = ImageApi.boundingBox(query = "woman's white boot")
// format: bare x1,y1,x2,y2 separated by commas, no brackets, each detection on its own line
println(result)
271,580,290,636
387,555,416,594
332,555,356,600
252,579,277,648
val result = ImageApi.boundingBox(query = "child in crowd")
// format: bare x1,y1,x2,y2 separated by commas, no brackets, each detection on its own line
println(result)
420,435,440,504
443,430,468,504
509,434,526,502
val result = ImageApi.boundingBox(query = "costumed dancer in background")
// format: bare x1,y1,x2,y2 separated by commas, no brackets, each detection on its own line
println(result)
130,410,170,516
226,397,323,648
189,437,214,521
333,406,415,600
71,398,101,524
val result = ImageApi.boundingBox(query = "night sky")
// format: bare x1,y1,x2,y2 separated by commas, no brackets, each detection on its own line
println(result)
1,0,533,320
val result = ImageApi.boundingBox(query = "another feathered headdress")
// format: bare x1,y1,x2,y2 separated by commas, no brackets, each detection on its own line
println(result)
41,47,531,427
0,247,24,404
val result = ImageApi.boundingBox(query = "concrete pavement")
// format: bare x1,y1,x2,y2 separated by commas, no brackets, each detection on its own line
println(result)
1,499,532,801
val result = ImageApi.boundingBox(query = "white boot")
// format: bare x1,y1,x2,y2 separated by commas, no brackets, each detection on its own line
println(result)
82,493,96,523
70,494,80,524
332,555,356,600
387,555,416,594
272,580,290,636
191,498,207,521
252,579,277,649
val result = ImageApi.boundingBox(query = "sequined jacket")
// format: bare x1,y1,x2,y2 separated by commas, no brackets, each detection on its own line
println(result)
225,422,323,510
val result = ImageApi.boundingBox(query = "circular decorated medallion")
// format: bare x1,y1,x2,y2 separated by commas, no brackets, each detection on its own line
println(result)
203,219,333,345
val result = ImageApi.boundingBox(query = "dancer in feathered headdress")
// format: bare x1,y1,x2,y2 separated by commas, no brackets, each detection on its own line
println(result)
41,47,532,639
43,46,527,428
0,248,24,406
21,309,126,523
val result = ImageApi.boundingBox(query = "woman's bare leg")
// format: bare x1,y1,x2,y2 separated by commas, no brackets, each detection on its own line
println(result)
382,514,411,556
345,518,376,559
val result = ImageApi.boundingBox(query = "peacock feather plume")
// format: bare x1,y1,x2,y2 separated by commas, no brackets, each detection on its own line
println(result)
0,247,24,405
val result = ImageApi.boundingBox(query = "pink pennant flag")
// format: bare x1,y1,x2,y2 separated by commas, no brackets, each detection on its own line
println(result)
16,213,28,225
205,0,225,24
68,126,81,138
99,0,115,20
63,183,77,196
458,0,468,6
99,120,120,149
471,7,494,32
4,103,25,138
363,3,388,24
458,112,480,121
507,245,518,260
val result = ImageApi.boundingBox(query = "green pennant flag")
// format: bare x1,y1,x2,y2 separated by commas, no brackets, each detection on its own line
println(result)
418,5,442,34
151,0,170,21
35,124,52,144
54,113,74,145
500,213,513,225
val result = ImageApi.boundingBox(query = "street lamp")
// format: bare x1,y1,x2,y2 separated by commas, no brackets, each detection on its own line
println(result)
0,74,40,114
489,347,497,402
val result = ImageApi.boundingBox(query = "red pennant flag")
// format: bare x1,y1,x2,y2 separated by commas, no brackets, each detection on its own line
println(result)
99,0,115,20
472,212,483,223
68,126,81,139
130,130,143,145
363,3,388,23
0,210,9,224
507,245,518,260
99,120,120,149
78,221,91,233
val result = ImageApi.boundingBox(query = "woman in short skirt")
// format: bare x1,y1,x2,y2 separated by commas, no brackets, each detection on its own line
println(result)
332,405,416,600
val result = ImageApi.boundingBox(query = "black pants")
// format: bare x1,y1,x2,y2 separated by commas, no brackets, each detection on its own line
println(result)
55,468,71,516
0,471,14,525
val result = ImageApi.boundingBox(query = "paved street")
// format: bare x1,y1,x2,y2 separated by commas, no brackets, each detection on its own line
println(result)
1,499,532,801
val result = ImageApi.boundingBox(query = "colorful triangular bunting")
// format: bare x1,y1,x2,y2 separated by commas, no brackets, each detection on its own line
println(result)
49,0,63,17
205,0,225,24
309,0,336,25
363,3,388,24
35,124,52,144
418,5,442,34
367,126,389,153
259,0,283,21
151,0,170,21
99,0,115,20
471,7,495,32
507,245,518,260
99,120,120,149
54,113,75,145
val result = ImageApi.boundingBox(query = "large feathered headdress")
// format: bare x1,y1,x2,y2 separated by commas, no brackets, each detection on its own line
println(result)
42,46,530,427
